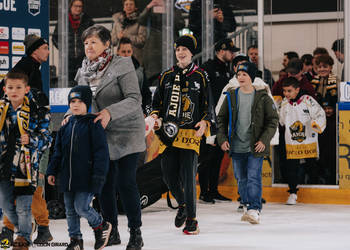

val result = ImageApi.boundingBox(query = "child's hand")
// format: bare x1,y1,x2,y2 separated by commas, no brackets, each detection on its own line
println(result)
61,115,71,126
195,120,207,137
48,176,55,186
151,114,161,130
21,134,30,145
221,141,230,151
255,141,265,153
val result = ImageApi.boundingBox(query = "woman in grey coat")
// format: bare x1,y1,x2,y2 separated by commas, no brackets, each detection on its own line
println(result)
74,25,145,250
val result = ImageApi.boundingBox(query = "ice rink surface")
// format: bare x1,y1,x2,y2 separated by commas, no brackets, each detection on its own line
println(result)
36,199,350,250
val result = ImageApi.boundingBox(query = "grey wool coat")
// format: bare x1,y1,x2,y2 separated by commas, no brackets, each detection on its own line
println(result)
75,55,146,160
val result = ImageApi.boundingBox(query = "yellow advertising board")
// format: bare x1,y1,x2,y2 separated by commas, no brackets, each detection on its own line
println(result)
339,110,350,189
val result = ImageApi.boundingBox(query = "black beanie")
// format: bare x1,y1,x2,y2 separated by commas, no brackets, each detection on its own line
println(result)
174,34,197,56
24,34,48,56
236,62,257,82
68,85,92,111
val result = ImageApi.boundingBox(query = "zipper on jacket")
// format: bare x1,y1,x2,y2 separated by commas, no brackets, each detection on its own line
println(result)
69,120,77,191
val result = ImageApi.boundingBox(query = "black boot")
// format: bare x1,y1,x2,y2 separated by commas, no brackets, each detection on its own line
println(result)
93,221,112,250
126,228,144,250
66,238,84,250
0,227,14,246
107,226,121,246
33,225,53,244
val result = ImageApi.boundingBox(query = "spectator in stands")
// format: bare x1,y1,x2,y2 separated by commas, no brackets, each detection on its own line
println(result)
311,54,338,104
117,37,152,116
247,45,274,89
198,38,238,204
189,0,237,49
318,97,337,185
278,68,288,82
272,58,316,100
138,0,185,81
331,38,344,81
282,51,299,69
311,47,329,79
301,54,313,81
52,0,94,86
111,0,147,64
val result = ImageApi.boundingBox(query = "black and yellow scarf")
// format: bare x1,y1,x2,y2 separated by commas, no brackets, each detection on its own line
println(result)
0,97,34,189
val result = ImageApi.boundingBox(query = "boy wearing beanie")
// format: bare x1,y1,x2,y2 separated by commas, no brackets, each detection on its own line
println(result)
47,85,112,250
150,34,211,235
217,62,279,224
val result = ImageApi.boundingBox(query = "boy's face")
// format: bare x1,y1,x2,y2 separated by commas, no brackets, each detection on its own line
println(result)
70,98,87,115
324,106,335,117
175,46,192,67
3,79,30,104
283,85,300,100
237,71,252,87
317,63,332,77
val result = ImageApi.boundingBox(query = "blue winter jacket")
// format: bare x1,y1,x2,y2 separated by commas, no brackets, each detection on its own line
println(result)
47,114,109,194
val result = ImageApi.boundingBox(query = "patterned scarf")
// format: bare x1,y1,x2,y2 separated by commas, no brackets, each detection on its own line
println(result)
69,13,81,32
80,48,113,83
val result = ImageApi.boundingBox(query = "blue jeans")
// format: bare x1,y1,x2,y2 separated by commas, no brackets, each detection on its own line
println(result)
64,192,102,239
0,180,33,243
231,152,263,211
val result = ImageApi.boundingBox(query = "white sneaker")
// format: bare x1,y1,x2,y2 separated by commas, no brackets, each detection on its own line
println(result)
245,209,260,224
286,193,297,205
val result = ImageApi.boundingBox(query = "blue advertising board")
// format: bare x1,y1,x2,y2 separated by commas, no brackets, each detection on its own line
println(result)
0,0,49,96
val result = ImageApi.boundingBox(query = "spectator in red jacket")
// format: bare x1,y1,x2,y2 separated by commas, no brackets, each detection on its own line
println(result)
272,58,316,99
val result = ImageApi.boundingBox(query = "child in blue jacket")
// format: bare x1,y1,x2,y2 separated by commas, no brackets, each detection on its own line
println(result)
47,85,111,250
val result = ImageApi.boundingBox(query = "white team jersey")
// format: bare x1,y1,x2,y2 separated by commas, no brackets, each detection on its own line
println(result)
279,95,326,159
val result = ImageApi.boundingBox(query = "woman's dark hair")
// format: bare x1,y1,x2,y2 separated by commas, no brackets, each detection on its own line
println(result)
81,25,111,45
282,77,300,89
123,0,136,4
69,0,84,9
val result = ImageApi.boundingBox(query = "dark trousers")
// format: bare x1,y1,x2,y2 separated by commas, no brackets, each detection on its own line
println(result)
98,153,142,229
161,147,198,218
285,158,318,194
198,142,224,195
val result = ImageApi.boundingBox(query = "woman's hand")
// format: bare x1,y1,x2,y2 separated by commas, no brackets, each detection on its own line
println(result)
147,0,163,9
195,120,207,137
61,115,71,126
21,134,30,145
48,176,55,186
94,109,111,129
255,141,266,153
221,141,230,151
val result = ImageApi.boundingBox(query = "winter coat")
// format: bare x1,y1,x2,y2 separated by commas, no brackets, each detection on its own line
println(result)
217,85,279,157
75,55,146,160
201,56,233,105
47,115,109,194
111,11,147,64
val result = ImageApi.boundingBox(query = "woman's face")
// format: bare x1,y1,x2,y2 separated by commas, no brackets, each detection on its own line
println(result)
175,46,192,68
123,0,136,16
84,35,110,61
70,0,83,16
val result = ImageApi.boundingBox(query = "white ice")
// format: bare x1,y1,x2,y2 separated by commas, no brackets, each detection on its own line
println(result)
32,199,350,250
